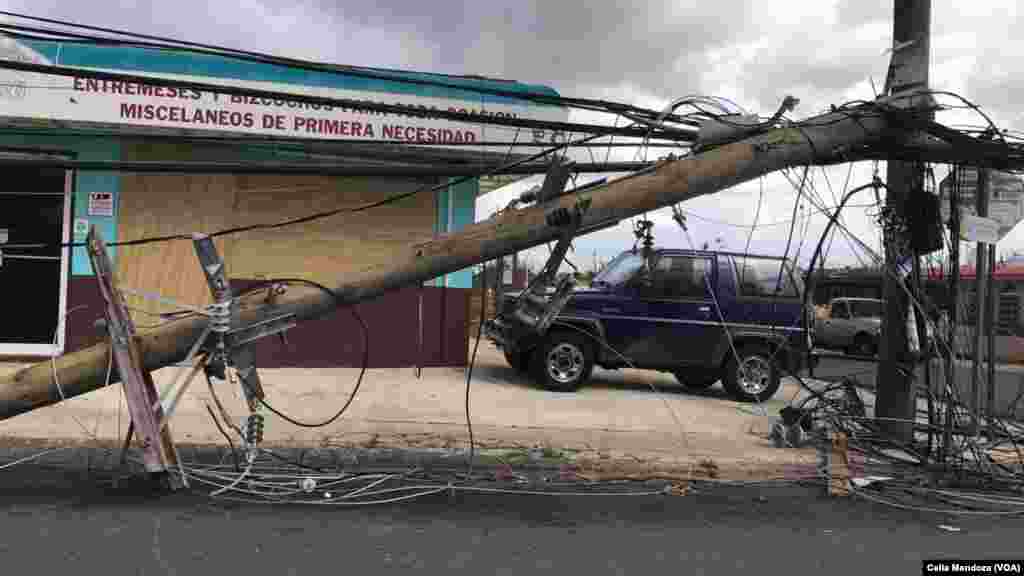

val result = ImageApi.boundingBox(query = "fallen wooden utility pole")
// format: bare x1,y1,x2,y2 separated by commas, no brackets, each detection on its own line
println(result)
0,106,897,420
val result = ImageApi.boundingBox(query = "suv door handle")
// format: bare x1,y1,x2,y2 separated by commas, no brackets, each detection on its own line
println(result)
698,306,711,313
601,306,622,313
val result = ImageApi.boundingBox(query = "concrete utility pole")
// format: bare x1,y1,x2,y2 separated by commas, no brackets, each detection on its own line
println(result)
876,0,933,442
0,107,897,420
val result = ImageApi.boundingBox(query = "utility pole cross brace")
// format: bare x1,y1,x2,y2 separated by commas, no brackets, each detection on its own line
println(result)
86,226,187,489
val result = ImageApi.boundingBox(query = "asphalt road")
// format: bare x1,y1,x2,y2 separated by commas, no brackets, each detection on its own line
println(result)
1,454,1023,576
0,353,1015,576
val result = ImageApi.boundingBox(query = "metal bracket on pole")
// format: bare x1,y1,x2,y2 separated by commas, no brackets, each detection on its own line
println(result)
192,233,274,453
505,162,584,336
157,324,213,427
511,236,578,335
192,234,263,403
85,226,187,488
483,159,586,345
518,157,575,205
225,313,297,348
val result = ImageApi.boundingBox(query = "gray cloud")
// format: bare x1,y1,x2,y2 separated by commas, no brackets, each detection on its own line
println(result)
835,0,890,30
4,0,755,100
0,0,446,69
4,0,1024,264
314,0,759,99
949,14,1024,129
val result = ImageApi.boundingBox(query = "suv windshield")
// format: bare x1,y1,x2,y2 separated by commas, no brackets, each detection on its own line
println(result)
734,256,801,298
593,252,645,286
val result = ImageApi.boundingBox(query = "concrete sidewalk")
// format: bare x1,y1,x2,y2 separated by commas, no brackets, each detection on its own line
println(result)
0,341,818,478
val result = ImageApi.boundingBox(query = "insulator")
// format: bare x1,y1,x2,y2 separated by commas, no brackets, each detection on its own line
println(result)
245,413,265,446
209,301,232,334
300,477,317,493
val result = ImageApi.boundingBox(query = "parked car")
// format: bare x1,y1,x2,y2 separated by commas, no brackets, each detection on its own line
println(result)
814,297,883,356
484,248,815,402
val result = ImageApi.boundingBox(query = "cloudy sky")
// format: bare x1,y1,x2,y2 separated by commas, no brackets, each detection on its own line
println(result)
3,0,1022,272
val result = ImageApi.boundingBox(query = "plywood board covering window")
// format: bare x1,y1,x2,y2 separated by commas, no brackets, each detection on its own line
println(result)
115,172,237,322
115,171,436,323
227,175,436,282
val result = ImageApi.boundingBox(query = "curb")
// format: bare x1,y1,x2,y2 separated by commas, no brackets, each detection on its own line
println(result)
0,437,820,482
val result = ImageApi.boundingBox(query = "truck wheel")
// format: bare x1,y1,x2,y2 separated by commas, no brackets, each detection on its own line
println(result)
503,348,530,373
852,333,877,357
532,331,593,392
723,344,781,403
673,369,720,391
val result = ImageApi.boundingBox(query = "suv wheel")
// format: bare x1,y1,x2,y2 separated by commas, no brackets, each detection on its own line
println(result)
723,344,781,403
533,331,593,392
673,369,720,391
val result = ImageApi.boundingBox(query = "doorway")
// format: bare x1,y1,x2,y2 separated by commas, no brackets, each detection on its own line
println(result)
0,160,72,356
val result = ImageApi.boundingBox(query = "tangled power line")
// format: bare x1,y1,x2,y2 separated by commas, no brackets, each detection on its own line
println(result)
760,155,1024,514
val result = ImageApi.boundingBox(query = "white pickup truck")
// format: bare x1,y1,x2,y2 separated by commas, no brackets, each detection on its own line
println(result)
814,297,883,356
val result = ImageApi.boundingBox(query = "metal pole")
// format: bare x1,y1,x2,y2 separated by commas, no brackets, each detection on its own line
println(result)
971,167,990,437
986,243,998,430
495,257,505,315
912,248,931,462
944,165,961,462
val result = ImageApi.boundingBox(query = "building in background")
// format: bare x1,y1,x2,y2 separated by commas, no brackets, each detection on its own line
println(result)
0,33,565,367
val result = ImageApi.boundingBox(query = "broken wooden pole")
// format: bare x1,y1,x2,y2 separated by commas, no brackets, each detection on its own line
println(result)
828,432,851,497
0,107,894,420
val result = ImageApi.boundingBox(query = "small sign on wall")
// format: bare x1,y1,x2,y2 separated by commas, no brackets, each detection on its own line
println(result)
73,218,89,238
87,192,114,217
960,211,1001,244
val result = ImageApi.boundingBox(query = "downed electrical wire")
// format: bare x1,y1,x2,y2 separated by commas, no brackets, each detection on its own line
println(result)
174,448,683,505
770,369,1024,515
758,166,1024,515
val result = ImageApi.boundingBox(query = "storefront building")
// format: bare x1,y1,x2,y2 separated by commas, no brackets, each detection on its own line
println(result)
0,33,565,367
